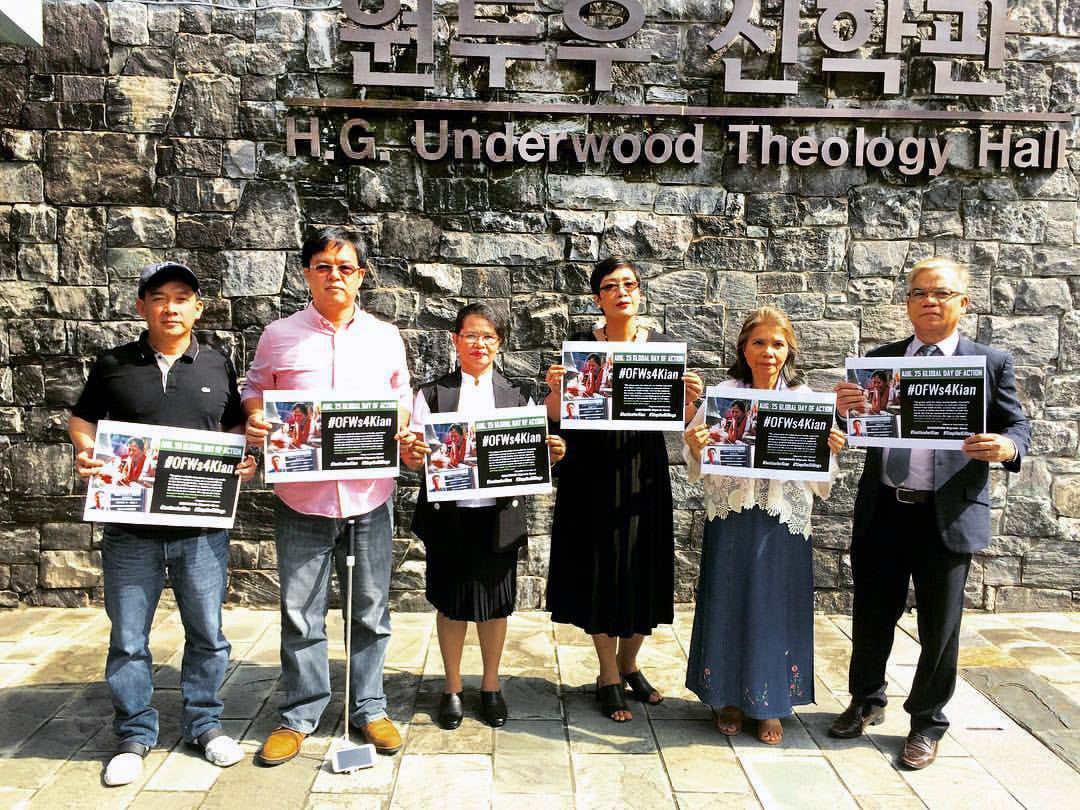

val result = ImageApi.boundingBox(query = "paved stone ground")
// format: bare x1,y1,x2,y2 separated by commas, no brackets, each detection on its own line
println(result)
0,606,1078,809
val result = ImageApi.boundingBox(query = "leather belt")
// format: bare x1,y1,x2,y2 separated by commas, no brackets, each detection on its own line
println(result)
885,485,932,505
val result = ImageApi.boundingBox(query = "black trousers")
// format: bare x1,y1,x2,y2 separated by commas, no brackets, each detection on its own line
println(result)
848,486,972,740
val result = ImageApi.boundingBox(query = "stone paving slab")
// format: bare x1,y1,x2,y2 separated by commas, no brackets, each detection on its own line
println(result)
0,606,1077,809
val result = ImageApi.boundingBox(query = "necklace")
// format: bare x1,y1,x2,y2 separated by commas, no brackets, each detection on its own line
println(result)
601,324,642,342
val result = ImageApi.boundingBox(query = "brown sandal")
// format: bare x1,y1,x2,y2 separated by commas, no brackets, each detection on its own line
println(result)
712,706,743,736
757,718,783,745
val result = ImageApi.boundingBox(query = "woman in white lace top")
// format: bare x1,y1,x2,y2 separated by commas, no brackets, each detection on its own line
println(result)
683,307,846,745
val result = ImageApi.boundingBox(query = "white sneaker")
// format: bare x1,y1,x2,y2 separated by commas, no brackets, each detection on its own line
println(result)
103,752,143,786
203,734,244,767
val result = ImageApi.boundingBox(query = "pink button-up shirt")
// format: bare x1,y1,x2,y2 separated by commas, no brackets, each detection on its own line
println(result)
242,304,411,518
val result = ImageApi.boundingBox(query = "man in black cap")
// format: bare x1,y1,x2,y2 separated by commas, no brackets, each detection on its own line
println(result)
67,262,257,786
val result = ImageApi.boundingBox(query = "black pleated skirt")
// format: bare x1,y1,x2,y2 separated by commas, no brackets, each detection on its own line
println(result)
425,506,518,622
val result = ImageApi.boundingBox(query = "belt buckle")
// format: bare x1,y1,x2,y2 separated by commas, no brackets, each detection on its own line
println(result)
895,487,919,504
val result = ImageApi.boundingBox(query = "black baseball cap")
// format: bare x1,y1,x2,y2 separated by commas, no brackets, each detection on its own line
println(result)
138,261,200,297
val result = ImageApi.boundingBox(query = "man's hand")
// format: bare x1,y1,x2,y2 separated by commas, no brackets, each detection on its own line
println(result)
834,381,864,418
684,423,709,462
235,454,259,482
546,434,566,464
245,409,271,446
74,447,104,479
963,433,1016,463
545,364,567,395
399,431,430,470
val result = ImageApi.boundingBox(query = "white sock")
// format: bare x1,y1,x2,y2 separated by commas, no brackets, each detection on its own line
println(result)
103,752,143,786
204,734,244,767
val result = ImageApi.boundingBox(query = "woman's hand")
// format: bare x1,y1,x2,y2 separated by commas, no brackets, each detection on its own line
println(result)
235,454,259,482
683,371,704,404
827,426,846,455
545,364,567,395
399,431,430,470
546,434,566,464
684,423,710,462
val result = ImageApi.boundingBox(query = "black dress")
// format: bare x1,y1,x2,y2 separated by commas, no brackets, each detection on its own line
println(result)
546,330,676,637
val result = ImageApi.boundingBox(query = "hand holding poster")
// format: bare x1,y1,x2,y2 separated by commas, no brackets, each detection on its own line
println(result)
83,420,245,528
700,387,836,481
845,356,986,449
424,406,552,502
560,340,686,431
264,391,399,482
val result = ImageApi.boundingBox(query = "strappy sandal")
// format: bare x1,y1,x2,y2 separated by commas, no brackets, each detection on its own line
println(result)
713,706,743,736
595,679,631,722
622,670,664,704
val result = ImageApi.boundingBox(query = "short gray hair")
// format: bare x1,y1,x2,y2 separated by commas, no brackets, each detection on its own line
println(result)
906,257,969,292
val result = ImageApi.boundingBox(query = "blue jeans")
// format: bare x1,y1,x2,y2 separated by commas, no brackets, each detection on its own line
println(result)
274,499,394,733
102,525,231,748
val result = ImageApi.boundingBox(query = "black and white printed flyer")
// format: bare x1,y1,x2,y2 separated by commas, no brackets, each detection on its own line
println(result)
263,390,399,482
560,340,686,431
83,420,245,528
423,406,552,502
845,356,987,449
700,387,836,482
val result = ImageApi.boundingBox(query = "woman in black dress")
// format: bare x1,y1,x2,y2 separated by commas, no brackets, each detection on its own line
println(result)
404,303,566,730
544,258,704,722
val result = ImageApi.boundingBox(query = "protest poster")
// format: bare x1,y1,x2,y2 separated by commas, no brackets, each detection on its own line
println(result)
560,341,686,431
264,391,399,482
83,420,245,528
423,406,552,502
845,356,987,449
700,387,836,481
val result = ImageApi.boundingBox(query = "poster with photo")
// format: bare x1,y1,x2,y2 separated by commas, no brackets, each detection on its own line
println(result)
424,406,552,502
264,391,399,482
83,420,245,528
700,387,836,481
845,356,987,449
560,341,686,431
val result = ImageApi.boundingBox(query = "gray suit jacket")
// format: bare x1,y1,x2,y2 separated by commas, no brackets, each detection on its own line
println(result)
852,335,1031,554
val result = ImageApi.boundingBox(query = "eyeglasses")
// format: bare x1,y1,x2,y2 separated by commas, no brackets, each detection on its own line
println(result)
459,333,500,346
598,280,640,294
307,263,363,277
908,288,962,302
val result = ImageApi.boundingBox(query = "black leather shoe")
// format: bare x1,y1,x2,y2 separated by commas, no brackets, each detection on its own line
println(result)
828,701,885,738
438,692,464,730
480,690,508,728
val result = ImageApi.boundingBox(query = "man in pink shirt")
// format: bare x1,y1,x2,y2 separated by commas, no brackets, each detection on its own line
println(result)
243,227,414,765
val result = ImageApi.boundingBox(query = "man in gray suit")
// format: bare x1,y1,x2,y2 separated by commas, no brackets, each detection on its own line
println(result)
831,257,1031,769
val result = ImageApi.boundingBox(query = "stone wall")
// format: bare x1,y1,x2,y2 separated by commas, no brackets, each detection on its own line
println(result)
0,0,1077,611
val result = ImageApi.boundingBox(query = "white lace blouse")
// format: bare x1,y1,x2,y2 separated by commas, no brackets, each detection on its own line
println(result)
683,379,836,540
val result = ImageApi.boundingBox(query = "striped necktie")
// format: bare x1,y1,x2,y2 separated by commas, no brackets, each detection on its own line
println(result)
884,343,942,486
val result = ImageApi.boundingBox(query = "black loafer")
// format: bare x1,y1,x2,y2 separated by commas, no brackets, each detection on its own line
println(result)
828,701,885,738
480,690,508,728
438,692,464,730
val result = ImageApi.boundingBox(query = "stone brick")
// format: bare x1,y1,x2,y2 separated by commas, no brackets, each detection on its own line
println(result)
0,163,43,204
106,206,175,247
664,304,724,351
0,527,39,564
10,443,72,495
17,243,58,283
230,182,302,250
646,271,707,304
600,212,693,260
979,316,1059,365
44,132,155,205
39,550,101,589
509,293,568,350
414,263,462,296
849,187,921,238
10,203,57,243
221,251,285,297
110,1,149,46
848,240,909,278
106,76,179,133
547,174,655,210
685,237,764,271
30,0,109,75
440,233,562,265
170,75,239,139
768,228,846,274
